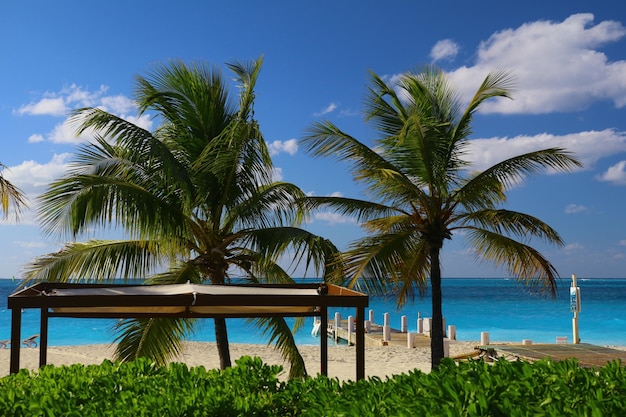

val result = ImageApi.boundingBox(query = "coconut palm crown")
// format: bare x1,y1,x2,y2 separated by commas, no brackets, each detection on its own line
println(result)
300,66,582,368
22,57,340,379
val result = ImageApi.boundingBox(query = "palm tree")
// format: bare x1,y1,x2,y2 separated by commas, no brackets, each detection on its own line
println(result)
22,57,340,378
300,66,582,369
0,163,27,219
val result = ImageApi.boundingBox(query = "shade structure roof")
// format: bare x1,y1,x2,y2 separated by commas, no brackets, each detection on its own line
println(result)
7,282,369,379
8,282,367,317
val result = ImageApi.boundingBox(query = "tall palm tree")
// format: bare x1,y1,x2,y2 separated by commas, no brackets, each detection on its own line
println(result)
0,163,27,219
22,57,339,378
300,66,582,369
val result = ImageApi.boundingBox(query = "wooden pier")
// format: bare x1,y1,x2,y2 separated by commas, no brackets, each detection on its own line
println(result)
325,319,433,348
478,343,626,368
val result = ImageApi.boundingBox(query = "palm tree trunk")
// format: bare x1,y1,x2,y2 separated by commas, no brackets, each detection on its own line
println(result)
429,246,445,370
214,317,232,369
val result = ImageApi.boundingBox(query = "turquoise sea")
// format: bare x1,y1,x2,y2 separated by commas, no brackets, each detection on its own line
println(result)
1,278,625,346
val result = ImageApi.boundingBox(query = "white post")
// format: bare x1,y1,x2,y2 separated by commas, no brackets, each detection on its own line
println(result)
348,315,354,345
423,318,432,336
480,331,490,346
571,274,581,344
369,309,374,323
407,332,416,348
383,325,391,342
383,312,391,342
334,312,341,342
448,325,456,341
401,315,408,333
364,320,371,333
443,339,450,357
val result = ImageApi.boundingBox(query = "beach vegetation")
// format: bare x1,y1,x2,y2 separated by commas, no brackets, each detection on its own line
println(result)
1,357,626,416
20,57,340,378
300,66,582,369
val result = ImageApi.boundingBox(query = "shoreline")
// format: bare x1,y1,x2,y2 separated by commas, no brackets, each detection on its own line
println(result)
0,340,479,380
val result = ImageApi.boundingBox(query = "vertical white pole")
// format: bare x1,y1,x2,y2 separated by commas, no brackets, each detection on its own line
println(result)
383,313,391,342
448,325,456,341
401,315,408,333
572,274,580,344
348,315,354,345
369,309,374,323
334,312,341,342
407,332,415,348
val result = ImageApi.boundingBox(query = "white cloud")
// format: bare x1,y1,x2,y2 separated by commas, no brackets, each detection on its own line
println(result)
597,160,626,185
565,204,588,214
15,84,110,117
564,242,584,253
5,154,72,194
16,97,67,116
430,39,460,62
446,13,626,114
48,119,82,144
1,154,73,225
15,84,150,145
313,211,357,225
99,95,136,114
16,241,47,249
272,167,284,181
465,129,626,173
314,102,338,116
27,134,44,143
268,139,298,156
619,240,626,246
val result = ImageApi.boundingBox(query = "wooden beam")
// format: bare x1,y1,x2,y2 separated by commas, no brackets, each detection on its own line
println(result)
10,308,21,374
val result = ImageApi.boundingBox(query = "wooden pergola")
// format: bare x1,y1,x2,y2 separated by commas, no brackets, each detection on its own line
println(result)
8,282,368,379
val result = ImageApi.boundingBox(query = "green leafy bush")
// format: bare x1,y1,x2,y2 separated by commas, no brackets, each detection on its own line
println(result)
1,356,626,416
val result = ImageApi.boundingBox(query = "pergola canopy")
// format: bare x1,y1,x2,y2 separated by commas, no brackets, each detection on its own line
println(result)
8,282,369,379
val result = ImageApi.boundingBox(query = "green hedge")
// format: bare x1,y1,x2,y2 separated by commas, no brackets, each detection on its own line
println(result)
1,356,625,416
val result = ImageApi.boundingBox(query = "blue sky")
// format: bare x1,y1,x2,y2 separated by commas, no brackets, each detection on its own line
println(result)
1,1,625,280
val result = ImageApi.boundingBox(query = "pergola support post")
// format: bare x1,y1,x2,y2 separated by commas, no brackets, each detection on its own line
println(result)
320,307,328,377
39,308,49,368
356,306,365,380
10,308,22,374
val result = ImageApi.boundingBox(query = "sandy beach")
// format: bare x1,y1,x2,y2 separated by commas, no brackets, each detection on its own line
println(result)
0,340,479,381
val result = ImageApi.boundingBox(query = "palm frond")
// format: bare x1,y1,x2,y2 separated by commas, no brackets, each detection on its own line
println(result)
224,182,307,232
21,239,166,286
243,226,343,280
146,261,203,285
37,135,194,242
460,209,565,245
302,121,426,204
226,55,264,121
342,230,429,301
251,317,307,379
467,228,559,295
302,196,404,224
453,70,515,142
470,148,582,193
0,165,27,219
113,317,196,366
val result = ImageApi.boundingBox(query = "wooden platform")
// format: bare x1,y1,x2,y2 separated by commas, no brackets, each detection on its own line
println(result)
328,320,433,347
479,343,626,368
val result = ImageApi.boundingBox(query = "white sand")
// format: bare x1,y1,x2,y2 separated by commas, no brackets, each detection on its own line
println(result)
0,340,479,381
